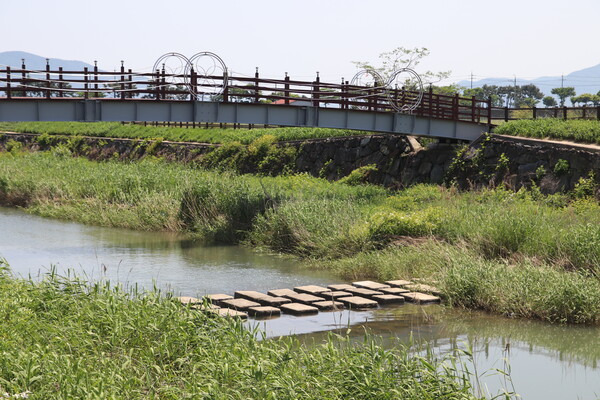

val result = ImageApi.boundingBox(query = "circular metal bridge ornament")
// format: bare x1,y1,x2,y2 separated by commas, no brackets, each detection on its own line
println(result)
185,52,228,100
152,52,191,97
385,68,424,113
349,69,385,110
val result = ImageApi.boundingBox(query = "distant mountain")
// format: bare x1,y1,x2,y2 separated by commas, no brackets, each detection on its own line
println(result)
0,51,95,71
457,63,600,98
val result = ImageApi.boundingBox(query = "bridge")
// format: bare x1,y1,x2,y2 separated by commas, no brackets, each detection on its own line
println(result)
0,54,494,141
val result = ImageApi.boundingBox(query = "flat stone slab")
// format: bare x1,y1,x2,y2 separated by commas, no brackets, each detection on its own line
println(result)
294,285,331,295
352,280,390,290
343,287,384,298
235,290,268,301
327,284,355,291
401,292,441,304
385,280,412,288
283,292,325,304
176,296,202,305
267,288,297,298
220,298,262,311
257,296,292,307
319,290,352,300
280,303,319,315
372,294,405,305
404,284,442,296
312,300,344,311
248,306,281,317
338,296,378,309
204,294,234,305
380,287,410,295
206,308,248,319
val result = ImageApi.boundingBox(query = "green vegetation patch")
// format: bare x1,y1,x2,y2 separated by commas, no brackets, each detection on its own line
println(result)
494,119,600,144
0,121,371,144
0,263,478,399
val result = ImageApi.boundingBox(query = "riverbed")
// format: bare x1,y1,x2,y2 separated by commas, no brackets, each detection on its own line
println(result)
1,207,599,399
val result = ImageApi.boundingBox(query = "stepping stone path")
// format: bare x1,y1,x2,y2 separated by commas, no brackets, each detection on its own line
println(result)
183,279,441,320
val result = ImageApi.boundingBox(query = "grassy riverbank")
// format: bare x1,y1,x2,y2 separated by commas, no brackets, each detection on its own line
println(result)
494,119,600,144
1,151,600,324
0,121,370,144
0,264,479,399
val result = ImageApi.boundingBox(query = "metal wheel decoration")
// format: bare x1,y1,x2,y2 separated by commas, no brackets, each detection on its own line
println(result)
385,68,423,113
152,52,191,98
185,52,228,100
349,69,385,110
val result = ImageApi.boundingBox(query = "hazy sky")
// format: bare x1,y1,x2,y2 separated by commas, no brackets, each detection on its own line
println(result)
3,0,600,84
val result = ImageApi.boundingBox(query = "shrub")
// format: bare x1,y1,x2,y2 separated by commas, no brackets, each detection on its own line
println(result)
338,164,378,186
554,159,569,176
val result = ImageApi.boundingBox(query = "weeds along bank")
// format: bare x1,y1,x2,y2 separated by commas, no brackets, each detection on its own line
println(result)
1,151,600,324
495,119,600,145
0,265,479,399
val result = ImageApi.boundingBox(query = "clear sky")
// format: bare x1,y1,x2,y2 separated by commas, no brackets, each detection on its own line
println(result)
3,0,600,84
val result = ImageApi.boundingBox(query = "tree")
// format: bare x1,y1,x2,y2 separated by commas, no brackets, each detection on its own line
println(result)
353,47,451,85
574,93,594,106
542,96,557,107
515,84,544,107
550,87,576,107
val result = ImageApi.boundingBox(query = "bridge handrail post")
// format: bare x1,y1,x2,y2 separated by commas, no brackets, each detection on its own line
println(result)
84,67,89,99
93,61,98,98
533,106,537,119
45,59,51,99
428,86,433,118
21,60,27,98
161,66,166,100
313,73,320,108
154,69,160,101
254,67,260,103
222,71,229,103
284,73,290,105
471,96,476,122
504,106,509,122
190,68,197,102
554,107,558,118
597,105,600,121
6,66,11,99
582,105,587,120
563,106,567,120
120,62,125,100
58,67,64,98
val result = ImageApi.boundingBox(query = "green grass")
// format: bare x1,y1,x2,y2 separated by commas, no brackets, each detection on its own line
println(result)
2,151,600,324
0,263,480,399
0,121,372,144
494,119,600,144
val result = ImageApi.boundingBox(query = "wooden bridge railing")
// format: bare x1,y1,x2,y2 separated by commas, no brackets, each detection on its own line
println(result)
4,65,596,125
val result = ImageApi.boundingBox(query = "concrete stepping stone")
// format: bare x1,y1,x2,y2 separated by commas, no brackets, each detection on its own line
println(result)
312,300,344,311
248,306,281,317
204,294,233,306
235,290,291,307
327,284,355,291
338,296,378,309
176,296,202,305
343,287,384,299
404,284,442,296
294,285,331,295
267,288,297,297
206,308,248,319
385,280,412,288
380,287,410,295
372,294,405,305
280,302,319,315
283,292,325,305
352,280,390,290
401,292,441,304
319,290,352,300
220,298,261,311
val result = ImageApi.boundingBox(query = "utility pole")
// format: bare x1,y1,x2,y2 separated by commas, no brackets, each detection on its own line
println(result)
470,72,473,89
561,74,564,88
